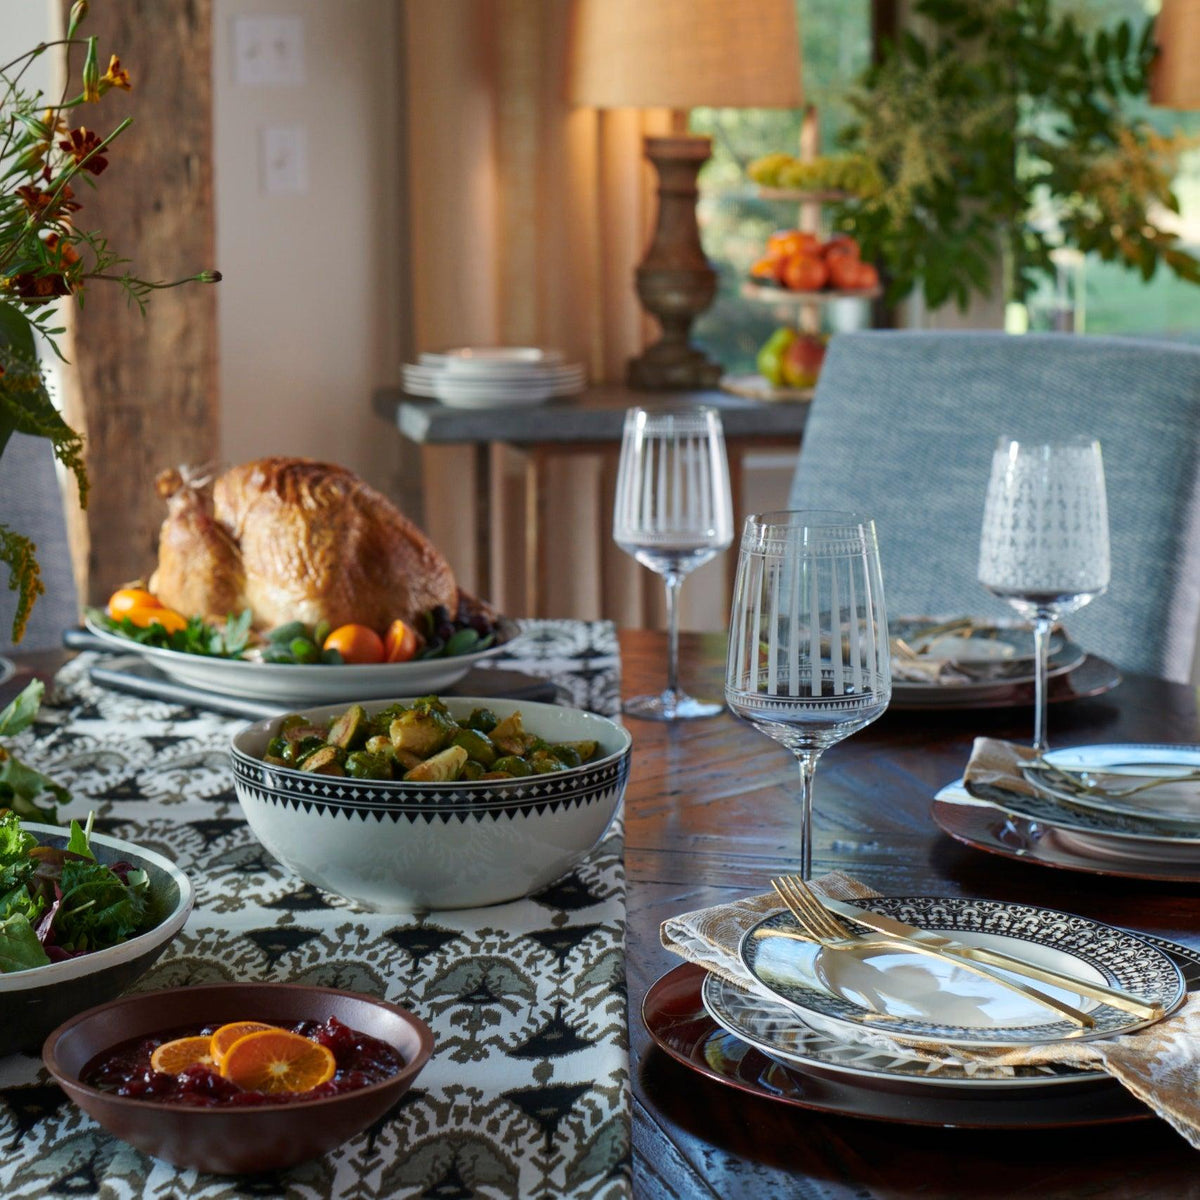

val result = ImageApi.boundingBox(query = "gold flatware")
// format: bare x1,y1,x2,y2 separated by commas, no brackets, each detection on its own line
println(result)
779,878,1165,1022
769,876,1097,1030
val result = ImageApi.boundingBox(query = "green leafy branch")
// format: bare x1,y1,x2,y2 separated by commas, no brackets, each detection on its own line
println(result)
834,0,1200,311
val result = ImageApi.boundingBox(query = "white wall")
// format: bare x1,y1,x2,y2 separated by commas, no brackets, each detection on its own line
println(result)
212,0,410,499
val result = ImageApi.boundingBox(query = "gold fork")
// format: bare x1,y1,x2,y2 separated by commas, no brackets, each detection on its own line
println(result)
764,876,1096,1030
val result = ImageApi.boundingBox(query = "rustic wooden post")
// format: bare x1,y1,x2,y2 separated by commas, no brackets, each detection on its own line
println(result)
60,0,218,603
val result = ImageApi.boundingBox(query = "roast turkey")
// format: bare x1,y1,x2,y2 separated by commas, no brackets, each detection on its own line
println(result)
148,458,459,632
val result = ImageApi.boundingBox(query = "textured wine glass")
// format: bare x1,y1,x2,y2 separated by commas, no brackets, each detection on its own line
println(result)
614,406,734,720
978,436,1110,753
725,511,891,879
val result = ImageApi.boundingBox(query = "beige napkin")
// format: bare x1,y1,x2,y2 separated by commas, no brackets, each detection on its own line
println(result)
889,641,972,685
962,736,1045,804
661,873,1200,1151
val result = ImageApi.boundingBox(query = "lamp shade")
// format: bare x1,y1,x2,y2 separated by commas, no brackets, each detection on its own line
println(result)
1151,0,1200,109
567,0,803,110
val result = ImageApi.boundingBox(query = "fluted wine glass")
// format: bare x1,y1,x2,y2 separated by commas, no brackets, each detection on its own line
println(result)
614,406,734,720
725,511,891,879
978,436,1110,753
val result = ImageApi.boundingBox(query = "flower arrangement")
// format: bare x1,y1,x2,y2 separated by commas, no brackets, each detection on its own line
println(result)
0,1,218,642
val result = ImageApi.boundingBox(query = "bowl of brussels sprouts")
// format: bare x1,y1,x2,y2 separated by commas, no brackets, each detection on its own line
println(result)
229,696,631,911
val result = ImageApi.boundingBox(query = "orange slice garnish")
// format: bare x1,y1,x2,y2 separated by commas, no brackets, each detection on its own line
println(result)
150,1035,216,1075
210,1021,278,1067
219,1029,336,1094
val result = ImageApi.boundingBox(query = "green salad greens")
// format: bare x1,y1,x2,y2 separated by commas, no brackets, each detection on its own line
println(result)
0,680,69,822
87,606,253,659
0,811,150,974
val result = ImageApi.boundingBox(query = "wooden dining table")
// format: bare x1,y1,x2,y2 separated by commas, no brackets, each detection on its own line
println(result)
4,631,1199,1198
619,629,1200,1200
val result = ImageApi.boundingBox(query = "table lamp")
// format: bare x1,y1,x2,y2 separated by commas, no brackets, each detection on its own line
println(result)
567,0,803,390
1151,0,1200,108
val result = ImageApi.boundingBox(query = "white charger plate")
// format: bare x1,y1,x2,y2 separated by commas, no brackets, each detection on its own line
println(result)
704,928,1200,1094
701,972,1104,1090
931,784,1200,881
739,898,1184,1049
83,618,518,704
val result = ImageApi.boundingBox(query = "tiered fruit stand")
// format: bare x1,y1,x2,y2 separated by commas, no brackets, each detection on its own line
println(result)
723,182,881,403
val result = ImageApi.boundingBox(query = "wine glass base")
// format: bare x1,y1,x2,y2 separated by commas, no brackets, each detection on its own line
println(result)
623,692,724,722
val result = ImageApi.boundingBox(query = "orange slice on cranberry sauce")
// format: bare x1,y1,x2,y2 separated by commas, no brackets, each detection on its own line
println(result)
219,1028,336,1094
209,1021,278,1067
150,1035,216,1075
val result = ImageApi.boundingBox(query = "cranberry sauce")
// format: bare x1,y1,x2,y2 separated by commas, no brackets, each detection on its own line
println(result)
83,1016,405,1106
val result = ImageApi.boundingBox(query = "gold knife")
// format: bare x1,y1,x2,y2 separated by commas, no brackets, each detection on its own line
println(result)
820,897,1166,1021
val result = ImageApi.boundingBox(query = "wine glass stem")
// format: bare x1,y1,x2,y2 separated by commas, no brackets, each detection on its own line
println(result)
664,571,683,708
1032,610,1055,754
795,749,818,880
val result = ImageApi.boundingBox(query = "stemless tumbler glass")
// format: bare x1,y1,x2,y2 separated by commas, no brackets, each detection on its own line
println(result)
614,406,734,721
978,436,1110,753
725,511,891,879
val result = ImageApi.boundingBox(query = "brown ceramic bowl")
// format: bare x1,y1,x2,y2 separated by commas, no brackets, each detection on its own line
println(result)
42,982,435,1174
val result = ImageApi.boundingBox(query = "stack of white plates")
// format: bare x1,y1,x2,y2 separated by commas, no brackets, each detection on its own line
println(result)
401,347,586,410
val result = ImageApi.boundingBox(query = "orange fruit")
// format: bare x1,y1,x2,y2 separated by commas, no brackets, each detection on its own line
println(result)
782,253,829,292
150,1035,215,1074
766,229,820,260
323,624,385,665
210,1021,278,1066
108,587,161,618
383,619,420,663
219,1029,336,1094
120,604,188,633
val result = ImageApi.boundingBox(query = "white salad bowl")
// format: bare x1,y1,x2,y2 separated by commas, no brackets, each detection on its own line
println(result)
1,824,194,1056
230,697,631,911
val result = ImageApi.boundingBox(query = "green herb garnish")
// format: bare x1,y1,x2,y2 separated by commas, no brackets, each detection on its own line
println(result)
89,607,253,659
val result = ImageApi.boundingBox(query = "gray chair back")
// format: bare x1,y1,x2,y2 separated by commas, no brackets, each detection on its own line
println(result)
788,331,1200,683
0,432,80,653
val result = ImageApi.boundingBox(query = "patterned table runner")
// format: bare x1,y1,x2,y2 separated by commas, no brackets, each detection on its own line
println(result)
0,621,631,1199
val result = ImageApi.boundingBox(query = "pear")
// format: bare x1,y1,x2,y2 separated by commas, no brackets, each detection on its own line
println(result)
756,327,797,387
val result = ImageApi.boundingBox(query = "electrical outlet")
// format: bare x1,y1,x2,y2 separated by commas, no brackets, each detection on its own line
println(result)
233,15,305,86
261,127,308,195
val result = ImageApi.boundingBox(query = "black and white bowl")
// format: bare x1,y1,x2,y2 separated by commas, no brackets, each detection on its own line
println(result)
230,697,631,911
1,824,194,1055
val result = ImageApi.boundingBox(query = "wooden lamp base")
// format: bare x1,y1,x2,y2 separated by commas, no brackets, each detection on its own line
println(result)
627,135,723,391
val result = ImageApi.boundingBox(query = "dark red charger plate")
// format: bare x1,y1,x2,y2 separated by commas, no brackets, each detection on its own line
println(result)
641,962,1149,1130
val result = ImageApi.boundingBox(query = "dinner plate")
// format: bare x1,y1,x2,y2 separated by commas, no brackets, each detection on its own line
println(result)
701,971,1105,1089
931,786,1200,882
890,654,1121,712
739,899,1184,1049
891,617,1065,666
891,642,1085,703
0,655,13,686
965,759,1200,847
1020,744,1200,827
641,961,1172,1128
82,618,519,704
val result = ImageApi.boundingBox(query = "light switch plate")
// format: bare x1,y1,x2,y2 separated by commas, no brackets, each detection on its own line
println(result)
233,15,305,86
261,126,308,195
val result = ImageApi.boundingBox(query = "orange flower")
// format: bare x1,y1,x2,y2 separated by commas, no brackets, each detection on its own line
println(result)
44,234,81,268
101,55,131,92
16,183,79,218
58,127,108,175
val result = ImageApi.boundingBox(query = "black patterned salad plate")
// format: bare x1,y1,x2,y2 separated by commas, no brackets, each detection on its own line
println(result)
739,897,1184,1049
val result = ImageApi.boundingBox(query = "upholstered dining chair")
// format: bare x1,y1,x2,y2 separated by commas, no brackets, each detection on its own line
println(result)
0,432,79,654
788,331,1200,683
